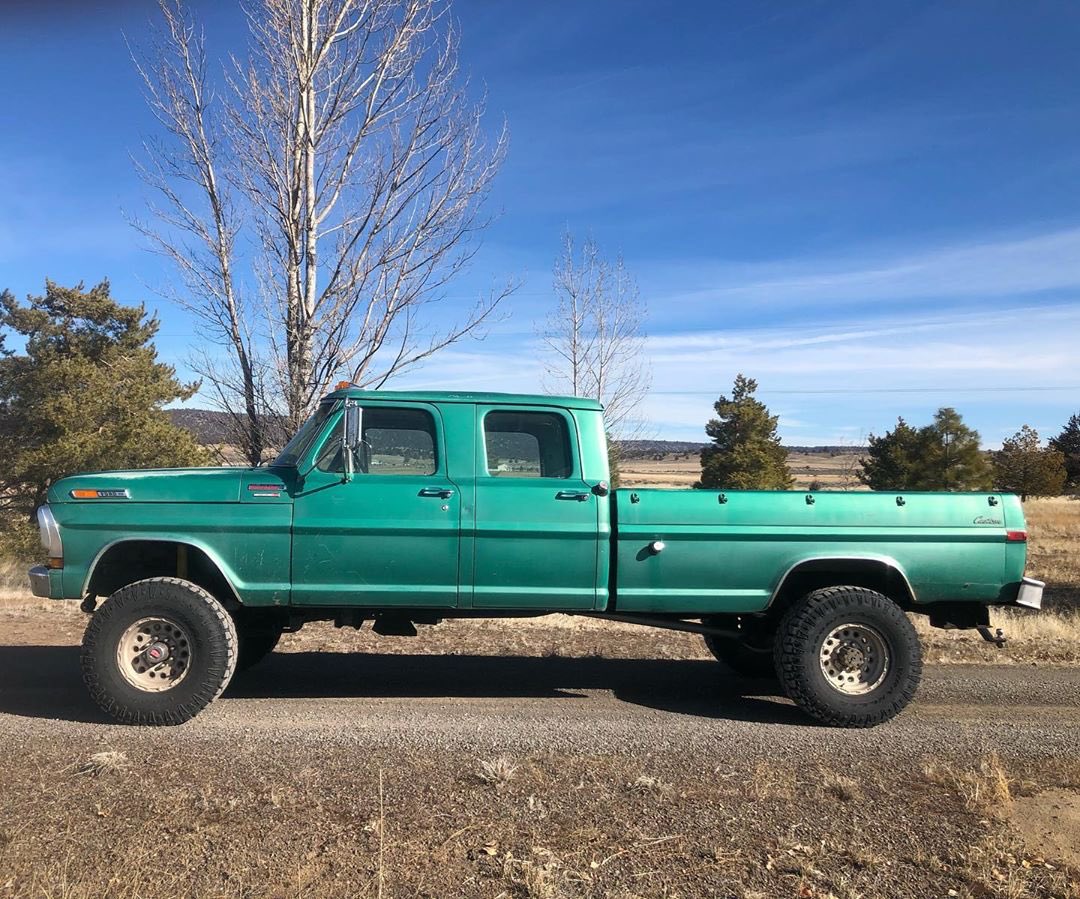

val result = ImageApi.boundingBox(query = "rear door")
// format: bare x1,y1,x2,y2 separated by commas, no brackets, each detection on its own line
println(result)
291,402,461,607
470,405,602,609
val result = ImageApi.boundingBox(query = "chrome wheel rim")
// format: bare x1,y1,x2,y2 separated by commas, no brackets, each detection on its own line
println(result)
116,617,192,692
818,623,889,695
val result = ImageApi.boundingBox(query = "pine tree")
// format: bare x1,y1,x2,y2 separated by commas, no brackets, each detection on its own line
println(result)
1049,413,1080,491
993,425,1066,500
910,407,992,491
858,417,920,490
0,280,208,531
860,408,991,491
696,374,793,490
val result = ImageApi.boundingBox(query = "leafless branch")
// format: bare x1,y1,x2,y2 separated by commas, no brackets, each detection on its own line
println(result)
130,0,268,463
539,232,650,439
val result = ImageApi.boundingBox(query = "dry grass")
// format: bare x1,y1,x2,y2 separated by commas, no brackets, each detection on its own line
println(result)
0,558,30,596
749,760,798,801
924,752,1014,813
820,772,863,802
73,750,131,779
914,608,1080,665
477,755,520,786
628,773,673,797
1025,497,1080,610
502,852,567,899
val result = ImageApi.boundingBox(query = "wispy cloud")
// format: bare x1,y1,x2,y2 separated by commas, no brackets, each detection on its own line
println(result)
647,227,1080,310
647,303,1077,388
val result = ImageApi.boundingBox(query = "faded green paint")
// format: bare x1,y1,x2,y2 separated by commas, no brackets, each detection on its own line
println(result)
290,402,461,606
40,390,1031,616
615,489,1023,613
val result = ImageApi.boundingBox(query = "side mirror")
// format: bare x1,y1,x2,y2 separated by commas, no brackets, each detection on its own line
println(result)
342,402,361,481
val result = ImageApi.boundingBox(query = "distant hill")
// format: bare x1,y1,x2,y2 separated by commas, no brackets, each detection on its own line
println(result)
167,408,865,457
784,446,864,455
168,409,241,445
616,440,863,460
615,439,706,459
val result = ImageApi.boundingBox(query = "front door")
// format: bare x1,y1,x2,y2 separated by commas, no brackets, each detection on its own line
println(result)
471,406,602,609
291,403,461,607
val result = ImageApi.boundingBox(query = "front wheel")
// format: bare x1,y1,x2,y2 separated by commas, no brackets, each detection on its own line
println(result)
775,586,922,728
81,577,238,725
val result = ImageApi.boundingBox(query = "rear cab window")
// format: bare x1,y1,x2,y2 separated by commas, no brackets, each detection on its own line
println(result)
483,410,574,478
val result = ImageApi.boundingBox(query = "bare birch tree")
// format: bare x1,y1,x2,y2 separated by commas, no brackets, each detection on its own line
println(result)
540,232,650,438
133,0,510,447
130,1,271,464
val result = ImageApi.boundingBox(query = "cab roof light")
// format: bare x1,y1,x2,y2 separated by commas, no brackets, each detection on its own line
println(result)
1006,530,1027,543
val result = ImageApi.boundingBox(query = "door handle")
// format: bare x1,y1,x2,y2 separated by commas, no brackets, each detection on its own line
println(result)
556,490,591,502
418,487,454,499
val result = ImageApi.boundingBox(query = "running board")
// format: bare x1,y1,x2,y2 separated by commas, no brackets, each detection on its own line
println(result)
578,613,733,637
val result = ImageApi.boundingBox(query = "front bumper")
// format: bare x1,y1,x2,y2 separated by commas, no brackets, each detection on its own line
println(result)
1014,576,1044,610
28,565,52,598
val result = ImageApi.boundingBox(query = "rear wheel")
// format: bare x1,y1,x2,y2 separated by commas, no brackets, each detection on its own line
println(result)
775,586,922,727
81,577,237,725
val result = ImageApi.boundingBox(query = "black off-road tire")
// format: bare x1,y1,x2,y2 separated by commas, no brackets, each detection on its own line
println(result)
775,586,922,728
233,612,286,671
702,632,777,678
81,577,238,725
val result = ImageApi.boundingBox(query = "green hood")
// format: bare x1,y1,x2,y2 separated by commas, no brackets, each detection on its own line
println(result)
49,467,292,504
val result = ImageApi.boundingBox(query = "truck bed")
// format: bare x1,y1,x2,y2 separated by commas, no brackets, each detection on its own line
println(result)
613,489,1025,614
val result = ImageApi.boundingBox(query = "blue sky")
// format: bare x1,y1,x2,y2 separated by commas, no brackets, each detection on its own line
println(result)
2,1,1079,445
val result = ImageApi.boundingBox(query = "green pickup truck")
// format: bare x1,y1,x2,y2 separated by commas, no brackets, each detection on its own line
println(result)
30,388,1043,728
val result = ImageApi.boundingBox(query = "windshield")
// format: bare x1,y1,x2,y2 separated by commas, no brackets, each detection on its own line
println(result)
269,400,339,467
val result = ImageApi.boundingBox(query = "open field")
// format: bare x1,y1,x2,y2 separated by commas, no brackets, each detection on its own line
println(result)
618,450,864,491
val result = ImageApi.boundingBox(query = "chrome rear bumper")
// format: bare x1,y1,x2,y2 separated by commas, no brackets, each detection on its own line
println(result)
28,565,51,598
1015,576,1044,610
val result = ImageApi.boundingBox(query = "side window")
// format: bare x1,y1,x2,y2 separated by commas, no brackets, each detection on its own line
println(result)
316,406,437,475
484,411,572,478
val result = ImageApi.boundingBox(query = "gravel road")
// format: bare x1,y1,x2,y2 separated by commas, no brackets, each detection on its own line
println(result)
2,620,1078,899
1,639,1077,763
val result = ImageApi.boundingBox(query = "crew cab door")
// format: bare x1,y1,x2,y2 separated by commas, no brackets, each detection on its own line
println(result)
290,402,461,607
470,405,602,609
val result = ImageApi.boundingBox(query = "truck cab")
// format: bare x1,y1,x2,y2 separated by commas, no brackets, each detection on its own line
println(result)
281,391,612,610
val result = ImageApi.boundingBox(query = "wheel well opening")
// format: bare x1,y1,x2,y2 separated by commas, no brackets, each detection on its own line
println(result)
86,541,239,608
767,560,915,621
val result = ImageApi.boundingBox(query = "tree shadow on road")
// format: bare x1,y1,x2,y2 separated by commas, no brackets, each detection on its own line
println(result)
0,645,807,726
